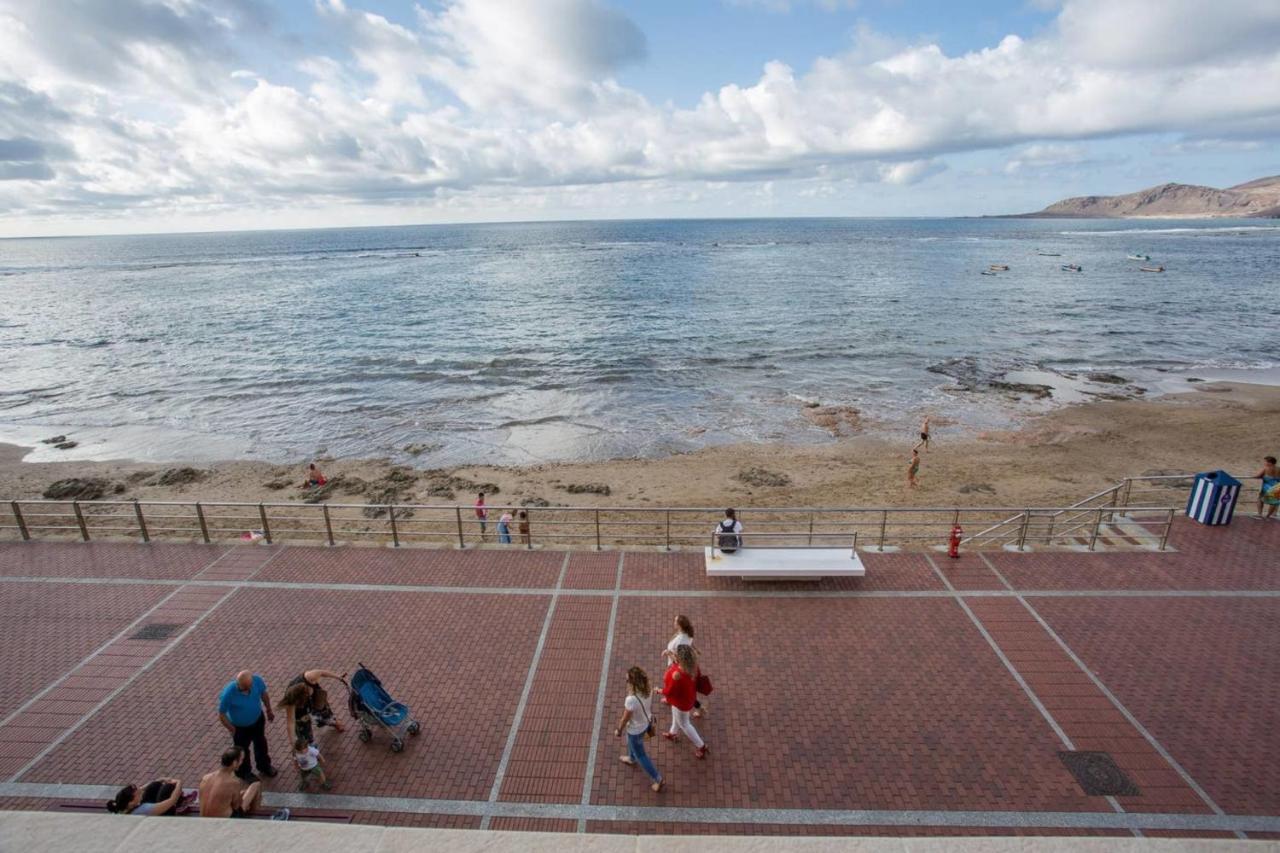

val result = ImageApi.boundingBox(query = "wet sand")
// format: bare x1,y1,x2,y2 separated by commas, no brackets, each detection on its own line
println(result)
1,383,1275,511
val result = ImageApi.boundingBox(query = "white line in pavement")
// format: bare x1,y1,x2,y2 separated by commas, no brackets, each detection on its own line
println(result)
478,553,569,830
578,551,625,832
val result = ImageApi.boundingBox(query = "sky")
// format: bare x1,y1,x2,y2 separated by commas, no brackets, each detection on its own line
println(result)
1,0,1279,237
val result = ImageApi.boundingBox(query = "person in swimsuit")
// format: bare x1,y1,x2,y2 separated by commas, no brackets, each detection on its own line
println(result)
1256,455,1279,519
517,509,530,546
907,448,920,489
305,462,326,489
278,669,347,747
199,747,282,820
914,415,931,452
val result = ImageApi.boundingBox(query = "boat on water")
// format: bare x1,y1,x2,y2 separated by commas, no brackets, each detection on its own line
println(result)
1127,253,1151,261
1036,250,1061,256
1061,263,1083,272
989,264,1010,271
1140,266,1165,273
980,270,998,276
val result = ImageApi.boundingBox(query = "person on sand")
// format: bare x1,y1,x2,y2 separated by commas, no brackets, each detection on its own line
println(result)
199,747,287,820
278,669,347,748
714,508,742,554
475,493,488,539
304,462,326,489
662,615,708,718
217,670,276,781
659,644,708,759
614,666,663,792
518,509,530,546
106,777,193,816
498,510,513,544
1256,455,1279,520
907,448,920,489
915,415,931,452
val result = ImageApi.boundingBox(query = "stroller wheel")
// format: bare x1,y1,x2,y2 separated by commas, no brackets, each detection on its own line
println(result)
391,738,404,753
407,721,421,736
358,728,372,743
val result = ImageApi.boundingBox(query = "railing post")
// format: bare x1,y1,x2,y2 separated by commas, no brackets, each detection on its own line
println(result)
1016,510,1030,551
388,505,399,547
807,513,814,546
526,511,533,550
664,510,671,551
258,503,272,544
878,509,887,552
594,509,601,551
455,506,465,548
1159,508,1174,551
73,501,90,541
322,505,335,547
133,499,150,543
1121,478,1134,509
1088,507,1104,551
195,502,211,543
1044,511,1055,544
11,501,30,541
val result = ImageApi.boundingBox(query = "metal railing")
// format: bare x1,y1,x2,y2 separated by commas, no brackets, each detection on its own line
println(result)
1,496,1180,553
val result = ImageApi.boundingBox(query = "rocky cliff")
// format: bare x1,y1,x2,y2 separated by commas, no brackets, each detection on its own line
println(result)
1025,175,1280,218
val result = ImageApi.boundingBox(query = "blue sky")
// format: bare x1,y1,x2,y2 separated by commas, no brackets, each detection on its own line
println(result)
1,0,1278,236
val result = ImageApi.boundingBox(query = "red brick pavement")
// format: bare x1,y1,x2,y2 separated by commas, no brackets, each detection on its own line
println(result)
589,595,1095,812
587,822,1130,837
1033,596,1280,816
0,541,228,580
623,551,944,593
964,597,1211,814
255,545,564,588
498,595,612,803
930,553,1005,591
562,552,619,590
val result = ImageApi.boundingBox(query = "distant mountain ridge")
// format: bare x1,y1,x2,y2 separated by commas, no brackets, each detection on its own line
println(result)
1023,175,1280,218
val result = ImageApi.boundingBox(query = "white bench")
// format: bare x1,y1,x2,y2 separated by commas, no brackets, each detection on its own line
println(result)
704,546,866,581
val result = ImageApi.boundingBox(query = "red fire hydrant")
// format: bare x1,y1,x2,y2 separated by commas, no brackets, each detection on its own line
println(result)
948,524,963,559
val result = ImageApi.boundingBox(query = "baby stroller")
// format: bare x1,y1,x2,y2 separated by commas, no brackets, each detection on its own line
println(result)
344,663,421,752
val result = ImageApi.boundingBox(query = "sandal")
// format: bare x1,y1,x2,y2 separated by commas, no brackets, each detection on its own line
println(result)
662,732,679,742
651,780,664,793
694,745,709,759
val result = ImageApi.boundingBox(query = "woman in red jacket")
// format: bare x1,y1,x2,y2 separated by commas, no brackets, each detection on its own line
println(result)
659,644,708,759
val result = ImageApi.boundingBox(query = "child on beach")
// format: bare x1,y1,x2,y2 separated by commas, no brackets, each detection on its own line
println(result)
518,510,530,546
292,737,331,792
475,493,488,539
1256,455,1279,520
907,448,920,489
498,510,513,543
614,666,663,792
304,463,326,489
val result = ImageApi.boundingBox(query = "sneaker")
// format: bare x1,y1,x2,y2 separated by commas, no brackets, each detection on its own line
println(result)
321,781,332,791
260,767,278,778
237,773,260,784
271,808,291,821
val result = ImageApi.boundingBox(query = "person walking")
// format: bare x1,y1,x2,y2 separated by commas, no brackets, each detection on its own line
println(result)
907,448,921,489
659,644,708,759
1256,455,1279,520
474,493,488,539
662,615,708,718
914,415,931,452
217,670,276,781
614,666,663,792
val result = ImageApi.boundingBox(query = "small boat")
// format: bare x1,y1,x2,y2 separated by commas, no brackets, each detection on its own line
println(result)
989,264,1010,271
980,270,998,276
1037,250,1061,256
1127,253,1151,261
1139,266,1165,273
1061,263,1083,272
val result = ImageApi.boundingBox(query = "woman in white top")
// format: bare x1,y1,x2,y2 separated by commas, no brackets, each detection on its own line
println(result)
663,615,708,718
613,666,663,792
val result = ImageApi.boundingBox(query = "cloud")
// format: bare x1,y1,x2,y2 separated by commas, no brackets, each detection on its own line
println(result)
724,0,859,12
2,0,1280,232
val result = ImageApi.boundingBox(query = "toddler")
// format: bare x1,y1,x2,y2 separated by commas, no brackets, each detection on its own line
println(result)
293,737,331,792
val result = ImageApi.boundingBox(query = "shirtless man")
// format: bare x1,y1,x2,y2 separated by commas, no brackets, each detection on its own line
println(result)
199,747,282,820
914,415,931,452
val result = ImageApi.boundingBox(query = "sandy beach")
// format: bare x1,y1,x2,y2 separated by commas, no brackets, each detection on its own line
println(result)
1,382,1274,513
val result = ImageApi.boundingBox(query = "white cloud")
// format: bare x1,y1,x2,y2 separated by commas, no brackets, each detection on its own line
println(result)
2,0,1280,233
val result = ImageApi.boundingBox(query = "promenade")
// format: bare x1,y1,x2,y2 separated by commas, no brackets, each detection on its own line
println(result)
0,517,1277,840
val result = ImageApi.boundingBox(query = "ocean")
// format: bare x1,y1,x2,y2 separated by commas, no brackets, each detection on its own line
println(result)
2,218,1278,466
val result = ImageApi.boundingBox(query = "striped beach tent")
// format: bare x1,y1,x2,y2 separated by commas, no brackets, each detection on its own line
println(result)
1185,471,1242,526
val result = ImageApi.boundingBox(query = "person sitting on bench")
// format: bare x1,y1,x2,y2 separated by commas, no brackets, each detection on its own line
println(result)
714,508,742,553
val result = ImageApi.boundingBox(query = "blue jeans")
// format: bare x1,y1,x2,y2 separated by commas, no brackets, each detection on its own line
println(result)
627,732,660,783
497,522,511,544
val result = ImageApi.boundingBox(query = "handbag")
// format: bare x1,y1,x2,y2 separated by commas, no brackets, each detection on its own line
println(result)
637,696,655,739
695,672,714,696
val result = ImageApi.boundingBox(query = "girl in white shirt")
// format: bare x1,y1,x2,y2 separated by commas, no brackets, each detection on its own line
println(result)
663,615,708,718
614,666,663,792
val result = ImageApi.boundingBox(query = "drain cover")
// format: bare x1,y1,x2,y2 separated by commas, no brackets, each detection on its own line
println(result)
1059,751,1140,796
130,623,183,641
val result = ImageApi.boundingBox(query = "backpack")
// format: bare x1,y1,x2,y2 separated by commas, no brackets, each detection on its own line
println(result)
717,519,738,552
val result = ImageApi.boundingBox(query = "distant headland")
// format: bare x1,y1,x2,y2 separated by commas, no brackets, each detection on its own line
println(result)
1015,175,1280,219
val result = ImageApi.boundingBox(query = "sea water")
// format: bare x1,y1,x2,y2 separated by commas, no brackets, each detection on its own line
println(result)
1,218,1277,465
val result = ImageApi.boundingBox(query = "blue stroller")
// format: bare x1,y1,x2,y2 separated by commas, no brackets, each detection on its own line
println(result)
345,663,421,752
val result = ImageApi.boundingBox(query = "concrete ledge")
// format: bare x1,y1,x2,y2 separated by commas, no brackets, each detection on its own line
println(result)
0,811,1270,852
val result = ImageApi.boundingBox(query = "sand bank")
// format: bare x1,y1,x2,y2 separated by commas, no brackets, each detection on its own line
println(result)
1,383,1275,512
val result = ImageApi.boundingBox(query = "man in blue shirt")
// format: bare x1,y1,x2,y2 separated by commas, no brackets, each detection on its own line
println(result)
218,670,276,780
